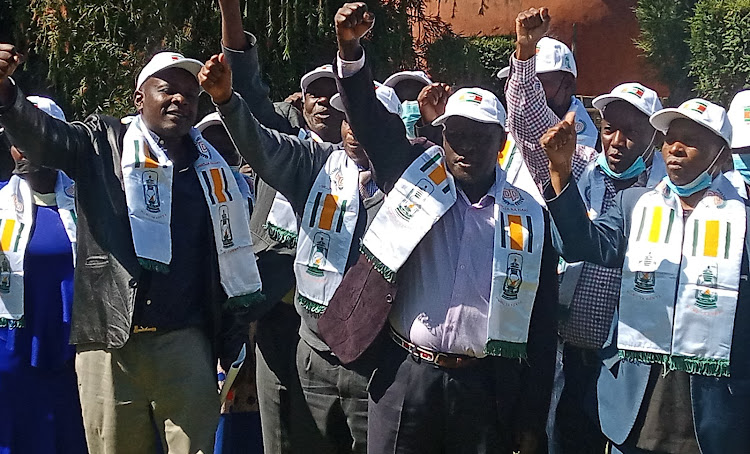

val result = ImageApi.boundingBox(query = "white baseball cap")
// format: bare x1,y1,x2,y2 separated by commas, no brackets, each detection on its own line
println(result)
136,51,203,90
592,83,663,118
432,87,506,127
26,96,66,121
383,71,432,89
330,82,402,116
650,98,732,147
195,112,224,132
727,90,750,149
497,37,577,79
300,65,336,95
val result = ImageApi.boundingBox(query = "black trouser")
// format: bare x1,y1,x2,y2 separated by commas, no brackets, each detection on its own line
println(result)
367,340,519,454
554,344,607,454
255,302,320,454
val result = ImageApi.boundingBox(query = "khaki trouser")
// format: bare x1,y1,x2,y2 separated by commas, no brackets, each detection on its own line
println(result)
75,327,220,454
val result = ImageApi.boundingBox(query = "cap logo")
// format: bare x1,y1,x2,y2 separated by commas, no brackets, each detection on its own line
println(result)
623,86,645,98
683,101,708,114
744,106,750,122
459,92,483,104
171,55,180,61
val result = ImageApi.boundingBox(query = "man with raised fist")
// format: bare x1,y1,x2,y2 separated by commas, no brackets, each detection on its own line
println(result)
299,3,558,453
541,98,750,453
0,43,260,454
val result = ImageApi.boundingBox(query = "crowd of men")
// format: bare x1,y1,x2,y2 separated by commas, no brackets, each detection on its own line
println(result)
0,1,749,453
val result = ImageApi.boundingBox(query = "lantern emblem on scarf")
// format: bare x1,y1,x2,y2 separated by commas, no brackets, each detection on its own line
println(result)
0,255,10,294
634,252,656,293
220,205,234,248
142,171,161,213
502,253,523,300
695,264,719,310
306,232,330,277
396,178,434,221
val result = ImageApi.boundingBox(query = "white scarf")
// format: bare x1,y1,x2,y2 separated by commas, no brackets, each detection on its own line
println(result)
121,116,262,304
294,150,360,314
499,132,546,206
0,173,76,321
263,128,327,247
362,146,545,358
619,175,745,377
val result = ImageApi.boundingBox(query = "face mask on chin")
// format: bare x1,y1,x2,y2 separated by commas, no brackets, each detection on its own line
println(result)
598,130,658,181
665,145,726,197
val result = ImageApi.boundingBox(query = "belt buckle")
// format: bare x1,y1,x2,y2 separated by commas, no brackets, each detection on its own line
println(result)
432,352,447,367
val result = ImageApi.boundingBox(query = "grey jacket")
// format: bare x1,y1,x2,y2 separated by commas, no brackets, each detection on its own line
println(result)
217,91,385,351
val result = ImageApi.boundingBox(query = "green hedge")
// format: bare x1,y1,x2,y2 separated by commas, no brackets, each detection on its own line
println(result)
689,0,750,106
425,33,515,96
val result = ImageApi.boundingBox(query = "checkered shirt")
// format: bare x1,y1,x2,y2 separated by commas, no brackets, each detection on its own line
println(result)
506,56,619,348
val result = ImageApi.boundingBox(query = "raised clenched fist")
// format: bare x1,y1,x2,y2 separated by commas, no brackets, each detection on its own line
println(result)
515,7,550,60
417,83,452,125
0,44,22,82
540,111,576,169
199,53,233,105
335,2,375,60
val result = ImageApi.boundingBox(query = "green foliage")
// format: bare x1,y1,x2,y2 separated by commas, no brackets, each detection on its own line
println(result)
635,0,698,103
425,34,515,96
3,0,420,120
689,0,750,106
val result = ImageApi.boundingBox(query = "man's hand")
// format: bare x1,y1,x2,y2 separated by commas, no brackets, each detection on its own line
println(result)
417,83,452,125
540,111,576,194
199,54,233,105
515,7,550,61
335,2,375,61
284,91,304,112
0,44,22,82
218,0,248,51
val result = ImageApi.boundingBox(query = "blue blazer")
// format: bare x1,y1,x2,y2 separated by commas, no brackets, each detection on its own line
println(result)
547,178,750,452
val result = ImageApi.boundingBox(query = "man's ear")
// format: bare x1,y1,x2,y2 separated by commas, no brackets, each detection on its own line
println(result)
133,89,144,113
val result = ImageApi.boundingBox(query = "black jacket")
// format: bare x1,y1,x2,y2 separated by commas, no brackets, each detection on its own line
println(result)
0,84,245,360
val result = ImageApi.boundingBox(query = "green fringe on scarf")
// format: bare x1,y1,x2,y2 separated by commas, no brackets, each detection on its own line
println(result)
484,340,527,359
224,290,266,310
669,355,730,378
0,316,25,329
298,294,326,317
138,258,170,274
618,350,669,367
359,243,396,283
264,223,298,248
619,350,730,378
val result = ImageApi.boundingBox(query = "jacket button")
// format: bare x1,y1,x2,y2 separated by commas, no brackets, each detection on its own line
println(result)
385,293,393,303
146,299,152,306
129,279,138,288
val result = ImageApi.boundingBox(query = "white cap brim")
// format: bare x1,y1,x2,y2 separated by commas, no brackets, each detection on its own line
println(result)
592,94,652,117
432,111,504,127
383,73,432,88
497,66,510,79
650,109,729,146
195,112,223,132
136,59,203,90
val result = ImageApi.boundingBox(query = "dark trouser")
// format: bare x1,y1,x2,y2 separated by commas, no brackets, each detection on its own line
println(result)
554,344,607,454
255,303,319,454
296,338,373,453
367,340,515,454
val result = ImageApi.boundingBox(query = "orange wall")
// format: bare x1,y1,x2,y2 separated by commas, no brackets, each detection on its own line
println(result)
423,0,667,96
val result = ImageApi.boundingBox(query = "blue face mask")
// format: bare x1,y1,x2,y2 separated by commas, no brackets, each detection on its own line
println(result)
665,146,726,197
597,153,646,180
401,100,421,140
733,154,750,184
597,130,658,181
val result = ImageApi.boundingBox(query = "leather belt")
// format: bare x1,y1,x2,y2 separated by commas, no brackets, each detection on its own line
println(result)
389,327,479,369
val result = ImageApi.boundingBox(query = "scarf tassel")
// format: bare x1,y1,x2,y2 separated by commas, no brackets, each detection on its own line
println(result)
138,258,170,274
484,340,527,359
0,316,25,329
618,350,730,378
359,244,397,284
224,290,266,310
297,294,326,317
264,223,298,248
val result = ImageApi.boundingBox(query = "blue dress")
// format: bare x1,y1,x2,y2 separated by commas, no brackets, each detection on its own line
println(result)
0,199,88,453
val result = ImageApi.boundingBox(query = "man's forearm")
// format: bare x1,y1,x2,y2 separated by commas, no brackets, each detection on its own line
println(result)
0,78,16,107
219,0,248,50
